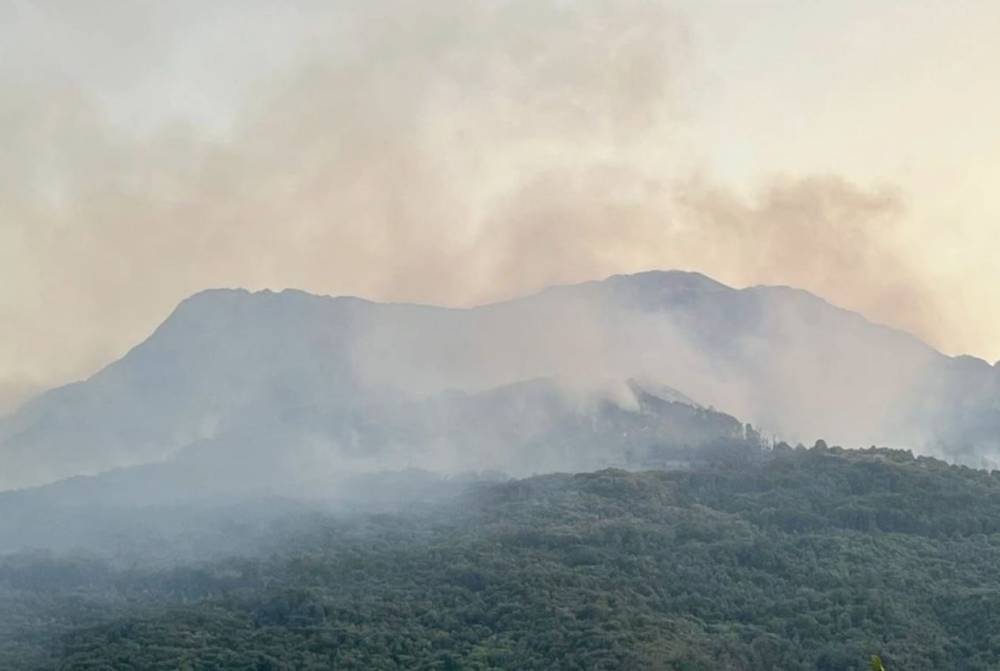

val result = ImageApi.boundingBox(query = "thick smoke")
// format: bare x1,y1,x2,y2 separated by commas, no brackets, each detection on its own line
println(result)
0,0,975,408
0,380,38,416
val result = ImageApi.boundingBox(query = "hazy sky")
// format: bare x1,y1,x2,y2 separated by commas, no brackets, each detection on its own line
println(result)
2,0,999,408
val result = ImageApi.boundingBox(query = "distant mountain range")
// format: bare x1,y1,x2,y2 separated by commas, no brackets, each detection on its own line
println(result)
2,270,998,491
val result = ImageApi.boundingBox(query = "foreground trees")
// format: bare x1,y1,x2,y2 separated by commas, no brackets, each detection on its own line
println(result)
3,444,1000,669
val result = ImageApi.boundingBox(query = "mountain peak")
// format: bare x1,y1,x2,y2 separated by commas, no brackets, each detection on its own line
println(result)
604,269,733,293
175,287,335,310
158,287,373,334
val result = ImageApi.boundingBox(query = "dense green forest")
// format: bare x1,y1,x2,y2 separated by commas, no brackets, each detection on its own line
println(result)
4,443,1000,669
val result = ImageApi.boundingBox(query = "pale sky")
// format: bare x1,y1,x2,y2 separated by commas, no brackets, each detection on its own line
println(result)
2,0,999,409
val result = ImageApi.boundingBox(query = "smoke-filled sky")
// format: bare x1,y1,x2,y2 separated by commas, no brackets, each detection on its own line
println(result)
2,0,999,409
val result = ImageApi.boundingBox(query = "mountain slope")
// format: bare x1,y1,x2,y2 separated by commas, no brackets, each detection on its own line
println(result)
0,379,757,555
1,270,997,489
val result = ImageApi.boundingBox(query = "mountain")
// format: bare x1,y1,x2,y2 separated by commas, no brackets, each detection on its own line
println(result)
1,270,998,490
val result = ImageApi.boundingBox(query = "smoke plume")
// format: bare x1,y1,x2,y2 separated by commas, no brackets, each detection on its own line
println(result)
0,0,972,404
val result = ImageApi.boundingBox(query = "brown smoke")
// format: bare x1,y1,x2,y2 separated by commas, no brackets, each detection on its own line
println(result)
0,0,965,403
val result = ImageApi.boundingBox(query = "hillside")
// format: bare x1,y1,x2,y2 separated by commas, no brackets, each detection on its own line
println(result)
0,378,749,550
4,445,1000,669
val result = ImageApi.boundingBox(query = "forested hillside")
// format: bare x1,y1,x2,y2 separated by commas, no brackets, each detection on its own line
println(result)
4,443,1000,670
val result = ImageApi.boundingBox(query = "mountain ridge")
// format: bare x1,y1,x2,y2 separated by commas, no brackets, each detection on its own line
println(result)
1,269,997,490
19,269,972,407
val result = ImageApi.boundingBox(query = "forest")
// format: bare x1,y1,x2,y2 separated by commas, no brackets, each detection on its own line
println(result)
3,442,1000,670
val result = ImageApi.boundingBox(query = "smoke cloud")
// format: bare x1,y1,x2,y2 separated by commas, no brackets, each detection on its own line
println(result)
0,0,981,406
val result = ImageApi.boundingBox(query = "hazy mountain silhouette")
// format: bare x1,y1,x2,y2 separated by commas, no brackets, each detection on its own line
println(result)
1,270,997,490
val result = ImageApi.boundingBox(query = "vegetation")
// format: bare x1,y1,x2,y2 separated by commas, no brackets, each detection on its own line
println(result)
4,443,1000,669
